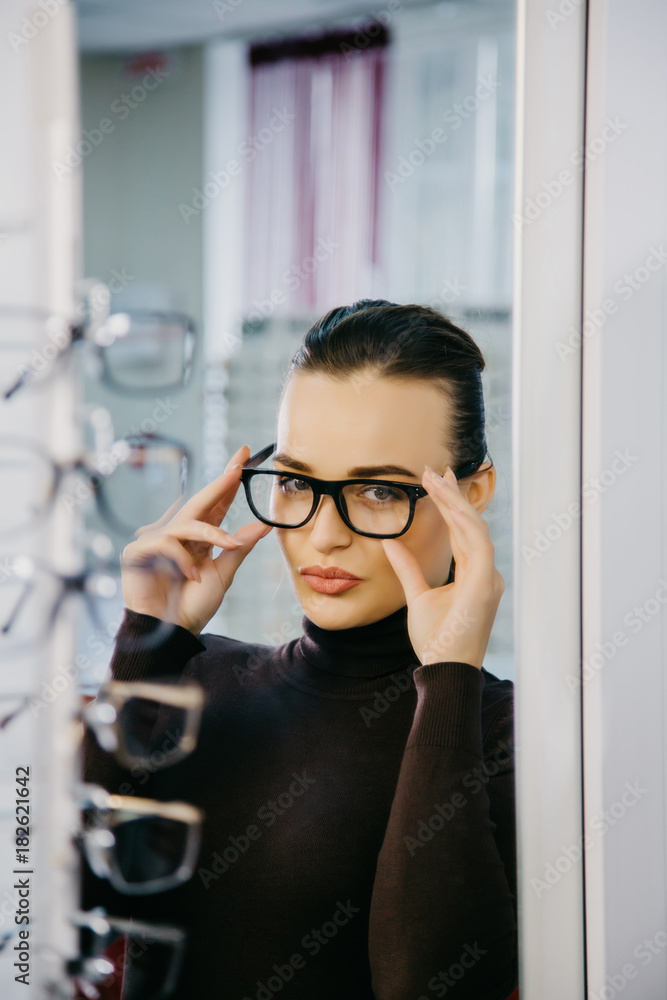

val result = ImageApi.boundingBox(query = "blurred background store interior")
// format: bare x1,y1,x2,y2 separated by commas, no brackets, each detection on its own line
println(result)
74,0,516,681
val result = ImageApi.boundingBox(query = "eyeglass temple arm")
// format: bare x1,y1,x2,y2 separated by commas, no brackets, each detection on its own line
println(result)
243,442,276,469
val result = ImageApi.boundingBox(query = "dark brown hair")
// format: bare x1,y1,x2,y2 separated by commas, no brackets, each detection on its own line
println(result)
285,299,492,477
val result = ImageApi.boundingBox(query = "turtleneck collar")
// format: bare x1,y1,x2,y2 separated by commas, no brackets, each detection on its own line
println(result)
274,603,421,699
297,602,417,676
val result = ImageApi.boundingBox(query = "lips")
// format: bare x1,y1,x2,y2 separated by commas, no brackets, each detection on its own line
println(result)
299,565,362,595
299,565,361,580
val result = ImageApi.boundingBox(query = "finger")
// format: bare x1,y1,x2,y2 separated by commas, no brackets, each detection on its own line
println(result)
421,471,468,567
423,468,492,563
380,537,431,604
424,475,497,591
176,445,251,525
160,518,243,551
212,519,273,589
134,494,188,536
123,535,200,582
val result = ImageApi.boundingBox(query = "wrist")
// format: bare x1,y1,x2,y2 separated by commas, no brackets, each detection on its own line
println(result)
420,644,485,668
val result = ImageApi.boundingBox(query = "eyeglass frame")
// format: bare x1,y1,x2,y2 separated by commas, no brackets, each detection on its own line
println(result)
0,552,181,655
83,679,205,771
68,906,186,998
0,431,190,538
240,442,490,539
1,301,196,401
76,782,204,895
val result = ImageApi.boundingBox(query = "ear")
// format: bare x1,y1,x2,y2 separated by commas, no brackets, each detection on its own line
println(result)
461,464,496,515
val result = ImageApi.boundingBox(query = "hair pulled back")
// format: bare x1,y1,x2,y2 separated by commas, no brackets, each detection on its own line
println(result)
284,299,492,477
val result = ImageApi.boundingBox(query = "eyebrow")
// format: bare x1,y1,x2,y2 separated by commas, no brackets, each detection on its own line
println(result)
272,452,419,479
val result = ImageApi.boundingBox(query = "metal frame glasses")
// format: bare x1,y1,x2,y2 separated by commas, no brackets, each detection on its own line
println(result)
1,298,196,401
240,442,489,539
0,431,190,538
0,553,182,656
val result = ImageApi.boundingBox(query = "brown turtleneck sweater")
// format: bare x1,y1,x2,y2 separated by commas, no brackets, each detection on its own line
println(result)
80,603,518,999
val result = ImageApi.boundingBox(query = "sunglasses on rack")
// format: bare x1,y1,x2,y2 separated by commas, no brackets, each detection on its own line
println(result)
240,442,489,539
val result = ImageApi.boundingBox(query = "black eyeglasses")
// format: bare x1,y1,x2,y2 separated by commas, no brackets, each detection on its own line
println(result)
240,443,487,539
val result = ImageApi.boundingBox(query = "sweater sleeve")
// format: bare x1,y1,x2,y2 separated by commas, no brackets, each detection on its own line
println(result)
78,607,207,919
368,661,518,1000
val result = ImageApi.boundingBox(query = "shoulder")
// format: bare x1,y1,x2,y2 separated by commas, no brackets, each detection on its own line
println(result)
193,628,281,689
479,665,514,768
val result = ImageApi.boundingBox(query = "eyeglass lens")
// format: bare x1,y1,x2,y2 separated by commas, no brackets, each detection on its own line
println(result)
248,473,413,535
99,441,188,533
111,815,192,886
0,439,187,536
96,312,191,391
117,696,191,764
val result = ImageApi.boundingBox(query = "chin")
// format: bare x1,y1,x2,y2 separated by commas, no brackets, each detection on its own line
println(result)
294,580,401,630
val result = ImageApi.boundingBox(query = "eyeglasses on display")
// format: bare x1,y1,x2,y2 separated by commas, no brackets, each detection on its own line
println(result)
240,442,490,539
0,301,196,401
0,432,190,538
68,907,187,1000
76,783,204,895
0,553,183,657
84,679,205,771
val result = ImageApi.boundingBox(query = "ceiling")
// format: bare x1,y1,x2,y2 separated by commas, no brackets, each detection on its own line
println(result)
74,0,475,53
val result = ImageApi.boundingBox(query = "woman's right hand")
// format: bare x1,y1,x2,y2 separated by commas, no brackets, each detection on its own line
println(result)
120,444,272,636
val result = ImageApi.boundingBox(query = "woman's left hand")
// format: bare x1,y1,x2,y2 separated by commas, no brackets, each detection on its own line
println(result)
381,465,505,669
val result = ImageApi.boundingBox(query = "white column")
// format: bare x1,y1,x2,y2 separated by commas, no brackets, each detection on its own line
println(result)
513,0,587,995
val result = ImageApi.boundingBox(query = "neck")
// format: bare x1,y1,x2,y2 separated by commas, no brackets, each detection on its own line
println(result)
294,603,417,678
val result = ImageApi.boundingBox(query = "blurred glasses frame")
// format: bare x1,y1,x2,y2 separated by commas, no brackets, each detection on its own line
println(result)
68,906,187,1000
0,289,196,401
75,782,204,895
83,679,205,771
0,431,190,538
0,552,183,656
240,441,489,539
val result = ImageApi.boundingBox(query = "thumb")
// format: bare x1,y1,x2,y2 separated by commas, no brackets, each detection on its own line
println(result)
381,538,430,604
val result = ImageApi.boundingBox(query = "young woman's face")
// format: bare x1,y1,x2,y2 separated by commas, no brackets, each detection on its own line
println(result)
273,371,494,629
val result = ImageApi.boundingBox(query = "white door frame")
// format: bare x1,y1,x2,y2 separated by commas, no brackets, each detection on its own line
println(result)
513,0,587,995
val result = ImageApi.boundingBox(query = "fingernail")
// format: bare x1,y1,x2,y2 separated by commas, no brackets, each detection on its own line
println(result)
226,535,243,546
425,464,443,481
192,566,201,583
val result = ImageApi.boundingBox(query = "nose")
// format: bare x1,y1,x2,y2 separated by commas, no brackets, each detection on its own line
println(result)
306,493,354,551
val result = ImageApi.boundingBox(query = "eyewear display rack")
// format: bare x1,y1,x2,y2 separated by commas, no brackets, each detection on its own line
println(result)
1,4,83,997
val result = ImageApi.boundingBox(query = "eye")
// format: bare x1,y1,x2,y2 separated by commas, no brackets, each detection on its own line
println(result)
359,485,404,503
277,476,311,493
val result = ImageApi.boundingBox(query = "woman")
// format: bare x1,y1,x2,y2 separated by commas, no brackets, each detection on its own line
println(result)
81,300,518,1000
